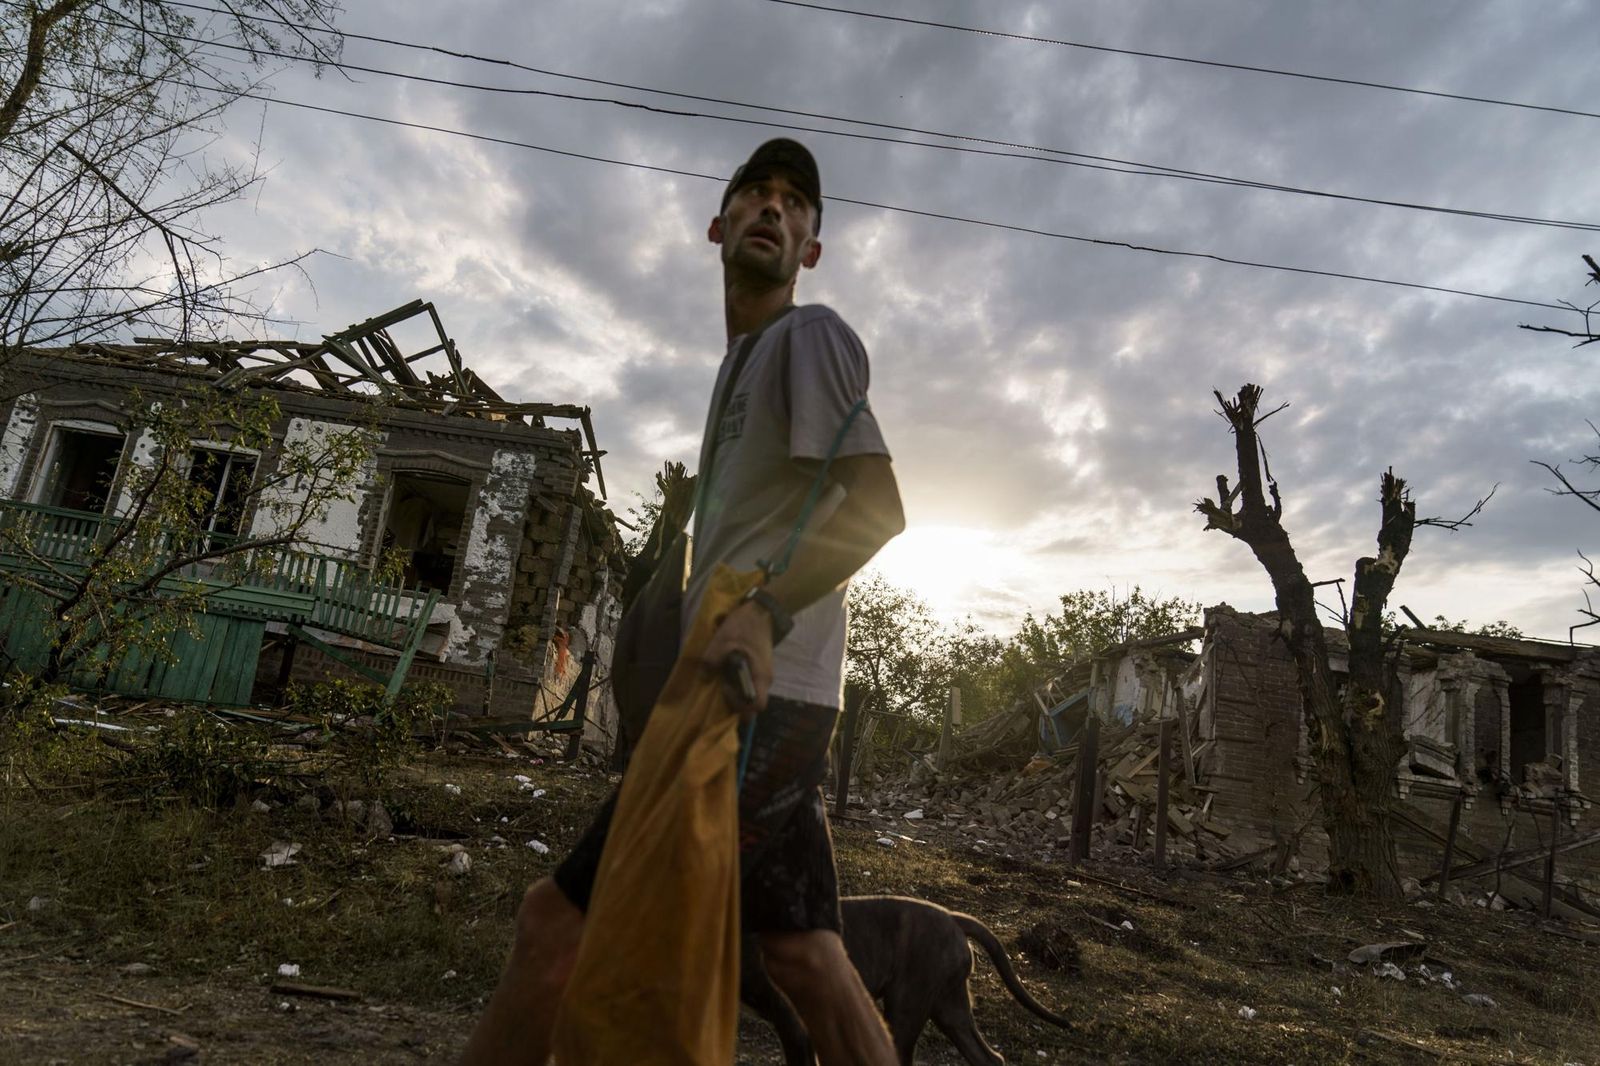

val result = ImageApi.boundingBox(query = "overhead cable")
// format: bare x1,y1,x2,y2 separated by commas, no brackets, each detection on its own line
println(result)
114,1,1600,234
86,73,1564,313
762,0,1600,124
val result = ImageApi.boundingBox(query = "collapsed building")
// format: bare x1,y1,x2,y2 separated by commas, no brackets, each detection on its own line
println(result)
0,300,625,745
1194,605,1600,897
886,604,1599,907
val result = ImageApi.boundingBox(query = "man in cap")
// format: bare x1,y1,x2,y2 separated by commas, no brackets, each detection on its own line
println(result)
462,138,904,1066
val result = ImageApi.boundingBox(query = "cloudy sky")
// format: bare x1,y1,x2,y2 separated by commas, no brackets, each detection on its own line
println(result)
192,0,1600,640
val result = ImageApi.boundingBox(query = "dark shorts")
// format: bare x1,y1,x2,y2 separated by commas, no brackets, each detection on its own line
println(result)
553,694,841,934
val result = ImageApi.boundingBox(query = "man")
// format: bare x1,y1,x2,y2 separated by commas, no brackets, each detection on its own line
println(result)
461,138,904,1066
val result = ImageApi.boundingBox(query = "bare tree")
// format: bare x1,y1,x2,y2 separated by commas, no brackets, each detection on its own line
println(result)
1196,384,1487,898
1519,254,1600,348
0,0,343,353
1524,255,1600,639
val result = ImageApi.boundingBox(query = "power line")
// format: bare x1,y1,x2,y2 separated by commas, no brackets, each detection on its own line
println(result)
122,1,1600,234
763,0,1600,124
88,73,1563,313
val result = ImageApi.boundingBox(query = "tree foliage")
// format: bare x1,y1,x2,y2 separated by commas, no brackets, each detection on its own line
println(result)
846,570,950,723
845,574,1198,729
1424,615,1523,639
1,0,344,351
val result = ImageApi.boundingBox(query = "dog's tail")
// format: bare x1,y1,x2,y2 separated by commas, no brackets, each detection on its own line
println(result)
953,913,1073,1030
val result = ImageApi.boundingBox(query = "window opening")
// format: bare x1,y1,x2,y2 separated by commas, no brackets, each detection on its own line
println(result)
381,472,469,595
36,427,123,514
1508,677,1548,783
187,448,256,547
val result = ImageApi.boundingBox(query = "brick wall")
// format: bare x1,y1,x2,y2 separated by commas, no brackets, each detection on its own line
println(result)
1201,606,1321,855
256,638,544,718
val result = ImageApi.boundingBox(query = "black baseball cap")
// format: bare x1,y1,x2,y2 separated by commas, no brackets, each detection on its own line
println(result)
720,138,823,231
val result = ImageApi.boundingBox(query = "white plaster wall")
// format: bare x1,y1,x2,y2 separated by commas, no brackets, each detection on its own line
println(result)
1110,654,1143,723
0,394,39,497
1406,671,1446,743
113,427,160,516
447,449,540,662
250,418,380,556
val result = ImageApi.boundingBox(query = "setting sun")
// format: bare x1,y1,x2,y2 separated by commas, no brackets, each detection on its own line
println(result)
868,525,996,617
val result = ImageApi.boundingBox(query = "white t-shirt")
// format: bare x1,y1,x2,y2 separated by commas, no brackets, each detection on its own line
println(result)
684,304,891,709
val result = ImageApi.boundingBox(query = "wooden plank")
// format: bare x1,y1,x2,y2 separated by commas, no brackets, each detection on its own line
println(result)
1544,802,1562,919
1436,791,1463,899
1394,806,1600,919
90,990,186,1016
1113,775,1196,836
285,625,387,685
1069,715,1100,864
1110,744,1161,781
270,981,360,1002
1425,826,1600,884
1154,718,1173,872
1174,680,1197,785
194,613,232,699
214,618,264,705
834,685,864,817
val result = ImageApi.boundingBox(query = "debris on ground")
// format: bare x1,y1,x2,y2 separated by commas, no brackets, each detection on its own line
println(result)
260,841,302,869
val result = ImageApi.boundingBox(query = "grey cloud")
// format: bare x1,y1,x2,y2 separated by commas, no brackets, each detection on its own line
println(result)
195,0,1600,636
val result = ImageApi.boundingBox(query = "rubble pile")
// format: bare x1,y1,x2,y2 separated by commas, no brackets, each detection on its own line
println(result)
844,714,1242,869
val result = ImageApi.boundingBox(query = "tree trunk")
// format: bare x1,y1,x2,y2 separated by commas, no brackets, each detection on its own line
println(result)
1198,385,1411,898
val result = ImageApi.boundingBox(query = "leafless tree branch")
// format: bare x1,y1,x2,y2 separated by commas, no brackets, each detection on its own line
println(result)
1417,482,1498,530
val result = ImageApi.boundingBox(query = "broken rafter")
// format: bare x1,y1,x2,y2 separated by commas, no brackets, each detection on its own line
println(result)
27,298,609,490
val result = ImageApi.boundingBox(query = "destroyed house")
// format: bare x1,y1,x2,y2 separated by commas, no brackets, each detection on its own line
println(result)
981,606,1600,905
0,301,625,742
1188,606,1600,898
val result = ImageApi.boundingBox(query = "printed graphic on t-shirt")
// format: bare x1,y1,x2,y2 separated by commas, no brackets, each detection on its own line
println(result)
715,392,748,447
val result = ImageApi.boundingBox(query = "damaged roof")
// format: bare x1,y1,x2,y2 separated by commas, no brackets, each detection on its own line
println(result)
23,299,608,497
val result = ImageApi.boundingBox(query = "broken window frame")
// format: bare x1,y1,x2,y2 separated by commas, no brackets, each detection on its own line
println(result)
182,441,260,553
29,419,126,516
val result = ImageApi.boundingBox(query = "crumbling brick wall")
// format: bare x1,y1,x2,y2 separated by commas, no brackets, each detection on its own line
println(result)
1197,606,1323,860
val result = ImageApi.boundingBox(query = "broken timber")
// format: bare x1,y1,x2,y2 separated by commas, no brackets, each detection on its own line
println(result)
32,299,607,497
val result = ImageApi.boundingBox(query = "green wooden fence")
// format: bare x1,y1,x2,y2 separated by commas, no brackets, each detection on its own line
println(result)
0,499,438,705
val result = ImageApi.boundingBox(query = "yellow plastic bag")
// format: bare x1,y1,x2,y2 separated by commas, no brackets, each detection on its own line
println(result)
551,564,761,1066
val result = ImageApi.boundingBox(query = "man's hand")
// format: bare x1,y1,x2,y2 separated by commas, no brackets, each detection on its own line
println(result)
701,600,775,721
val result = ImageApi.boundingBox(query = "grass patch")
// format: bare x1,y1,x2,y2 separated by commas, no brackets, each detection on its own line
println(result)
1,719,1598,1064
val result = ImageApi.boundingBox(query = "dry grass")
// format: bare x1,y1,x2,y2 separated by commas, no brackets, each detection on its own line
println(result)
2,739,1598,1064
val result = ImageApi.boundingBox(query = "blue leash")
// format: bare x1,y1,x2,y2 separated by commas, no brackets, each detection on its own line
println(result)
736,716,758,791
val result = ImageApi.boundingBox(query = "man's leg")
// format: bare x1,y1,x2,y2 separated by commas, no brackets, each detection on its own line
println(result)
459,877,583,1066
760,928,898,1066
738,698,897,1066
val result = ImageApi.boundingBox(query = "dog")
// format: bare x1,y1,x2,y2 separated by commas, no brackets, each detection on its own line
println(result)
741,895,1072,1065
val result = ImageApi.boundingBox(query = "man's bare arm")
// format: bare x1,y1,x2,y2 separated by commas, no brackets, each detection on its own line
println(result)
700,453,904,710
763,453,904,616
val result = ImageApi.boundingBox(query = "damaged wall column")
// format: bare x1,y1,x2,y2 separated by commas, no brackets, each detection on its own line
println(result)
0,394,40,496
250,417,383,557
449,450,540,665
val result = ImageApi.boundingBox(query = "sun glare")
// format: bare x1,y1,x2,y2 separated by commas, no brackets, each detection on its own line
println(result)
868,525,995,617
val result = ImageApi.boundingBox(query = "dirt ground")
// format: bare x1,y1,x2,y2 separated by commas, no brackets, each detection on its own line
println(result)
4,741,1599,1065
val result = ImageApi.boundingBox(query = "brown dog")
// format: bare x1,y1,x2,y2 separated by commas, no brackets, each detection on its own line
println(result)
742,895,1072,1065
